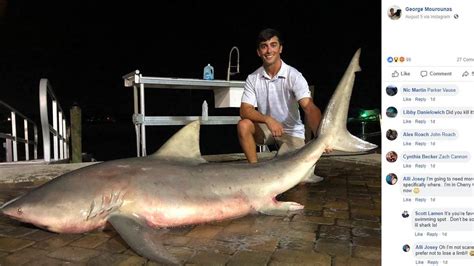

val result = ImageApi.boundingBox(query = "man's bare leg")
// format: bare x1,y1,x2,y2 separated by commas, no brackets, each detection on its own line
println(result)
237,119,258,163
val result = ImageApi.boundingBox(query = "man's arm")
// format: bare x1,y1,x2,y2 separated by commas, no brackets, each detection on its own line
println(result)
300,98,333,153
240,102,265,123
240,102,284,137
298,97,322,137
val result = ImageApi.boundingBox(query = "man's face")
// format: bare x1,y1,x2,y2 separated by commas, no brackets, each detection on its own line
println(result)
257,36,283,67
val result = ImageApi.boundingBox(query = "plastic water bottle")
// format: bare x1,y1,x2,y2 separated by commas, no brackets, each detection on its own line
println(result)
201,100,208,121
203,64,214,80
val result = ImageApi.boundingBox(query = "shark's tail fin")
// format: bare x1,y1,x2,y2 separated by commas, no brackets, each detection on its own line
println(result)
317,48,377,152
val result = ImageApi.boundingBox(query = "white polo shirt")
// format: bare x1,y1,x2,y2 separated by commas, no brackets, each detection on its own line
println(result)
241,60,311,139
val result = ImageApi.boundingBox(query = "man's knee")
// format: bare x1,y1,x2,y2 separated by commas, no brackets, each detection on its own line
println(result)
237,119,255,136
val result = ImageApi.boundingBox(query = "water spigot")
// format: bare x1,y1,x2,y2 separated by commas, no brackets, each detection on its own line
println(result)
227,46,240,81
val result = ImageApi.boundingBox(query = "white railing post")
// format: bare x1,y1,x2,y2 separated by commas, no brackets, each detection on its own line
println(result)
24,119,29,160
63,118,68,159
34,126,38,159
133,85,140,157
11,111,17,161
39,79,51,162
140,82,146,156
52,100,58,160
39,78,70,163
58,110,64,159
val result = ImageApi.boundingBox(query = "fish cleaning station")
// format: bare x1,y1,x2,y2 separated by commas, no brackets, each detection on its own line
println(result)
121,68,246,157
0,49,382,265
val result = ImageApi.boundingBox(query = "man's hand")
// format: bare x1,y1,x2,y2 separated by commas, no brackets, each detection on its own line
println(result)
240,103,284,137
324,147,334,153
265,116,284,137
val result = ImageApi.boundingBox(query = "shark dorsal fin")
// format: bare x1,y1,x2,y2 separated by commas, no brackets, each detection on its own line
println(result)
151,120,206,163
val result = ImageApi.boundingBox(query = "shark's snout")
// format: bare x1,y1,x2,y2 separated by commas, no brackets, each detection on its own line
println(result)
0,197,24,219
1,196,54,231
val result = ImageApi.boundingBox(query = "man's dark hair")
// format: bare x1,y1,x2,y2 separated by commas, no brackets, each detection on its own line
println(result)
256,28,283,48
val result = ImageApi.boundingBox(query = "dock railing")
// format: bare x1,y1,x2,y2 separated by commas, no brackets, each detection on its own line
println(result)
0,100,39,162
39,78,69,162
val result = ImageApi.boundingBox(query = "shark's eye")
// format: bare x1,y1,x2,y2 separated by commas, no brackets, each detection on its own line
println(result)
17,208,23,215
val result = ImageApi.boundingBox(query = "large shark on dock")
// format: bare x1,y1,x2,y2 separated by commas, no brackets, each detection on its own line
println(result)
1,49,376,265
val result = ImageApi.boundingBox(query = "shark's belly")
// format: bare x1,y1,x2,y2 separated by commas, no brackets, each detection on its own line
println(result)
130,194,254,228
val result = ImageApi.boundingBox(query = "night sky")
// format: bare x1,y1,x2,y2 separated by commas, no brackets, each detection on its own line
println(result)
0,1,381,160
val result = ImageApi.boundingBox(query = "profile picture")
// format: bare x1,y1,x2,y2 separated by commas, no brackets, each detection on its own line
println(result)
388,6,402,20
386,85,398,96
402,211,409,218
403,244,410,252
386,106,398,118
386,129,398,141
386,151,398,163
386,173,398,185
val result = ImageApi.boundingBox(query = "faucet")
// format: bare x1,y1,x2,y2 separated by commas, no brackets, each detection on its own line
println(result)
227,46,240,81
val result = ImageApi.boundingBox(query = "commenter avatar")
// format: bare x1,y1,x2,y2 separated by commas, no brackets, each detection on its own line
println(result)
386,85,398,96
403,244,410,252
388,6,402,20
386,106,398,118
386,173,398,185
386,129,398,141
386,151,398,163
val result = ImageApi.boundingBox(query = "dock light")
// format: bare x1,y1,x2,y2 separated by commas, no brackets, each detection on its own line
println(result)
357,109,380,122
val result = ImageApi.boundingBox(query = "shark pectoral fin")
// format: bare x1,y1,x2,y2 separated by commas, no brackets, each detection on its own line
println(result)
107,214,181,265
299,165,325,184
301,174,325,184
257,201,304,216
332,131,378,152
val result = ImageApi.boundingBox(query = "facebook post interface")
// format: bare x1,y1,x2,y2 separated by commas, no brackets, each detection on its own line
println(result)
382,1,474,266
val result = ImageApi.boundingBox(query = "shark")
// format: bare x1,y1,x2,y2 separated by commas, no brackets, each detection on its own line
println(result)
0,48,376,265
